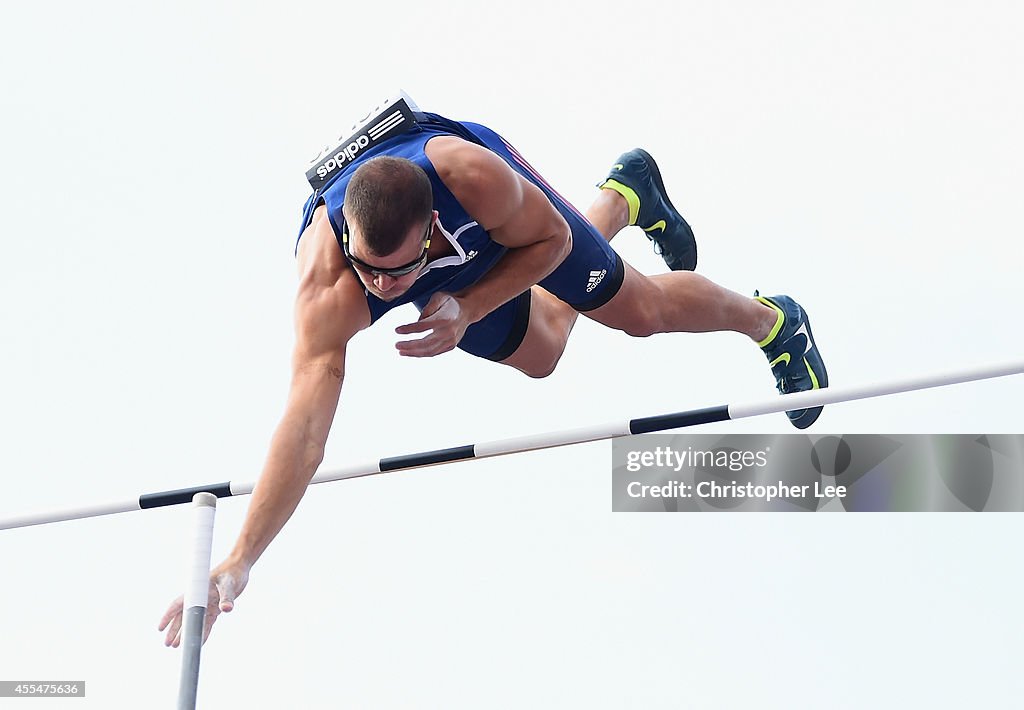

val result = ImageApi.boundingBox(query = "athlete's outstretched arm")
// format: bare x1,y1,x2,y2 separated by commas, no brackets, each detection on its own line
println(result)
395,138,572,357
226,278,361,569
159,227,365,647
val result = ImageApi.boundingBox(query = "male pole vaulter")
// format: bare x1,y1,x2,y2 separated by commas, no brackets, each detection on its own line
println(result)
159,100,827,646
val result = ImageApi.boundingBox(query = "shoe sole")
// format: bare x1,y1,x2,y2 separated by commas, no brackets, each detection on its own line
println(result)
635,148,698,271
789,305,828,429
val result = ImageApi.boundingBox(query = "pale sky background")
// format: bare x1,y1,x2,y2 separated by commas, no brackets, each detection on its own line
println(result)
2,1,1023,708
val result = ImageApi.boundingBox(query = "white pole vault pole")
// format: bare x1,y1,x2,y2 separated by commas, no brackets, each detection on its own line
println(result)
0,358,1022,531
177,492,217,710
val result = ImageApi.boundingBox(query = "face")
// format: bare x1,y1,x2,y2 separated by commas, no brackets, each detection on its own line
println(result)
342,210,436,301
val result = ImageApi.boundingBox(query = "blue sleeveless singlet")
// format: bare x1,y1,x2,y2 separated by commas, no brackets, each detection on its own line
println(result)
296,112,624,360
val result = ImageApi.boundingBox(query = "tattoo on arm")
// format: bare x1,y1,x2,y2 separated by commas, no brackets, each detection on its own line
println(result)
297,363,344,380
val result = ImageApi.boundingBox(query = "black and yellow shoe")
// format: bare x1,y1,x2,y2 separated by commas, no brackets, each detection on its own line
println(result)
755,293,829,429
598,148,697,271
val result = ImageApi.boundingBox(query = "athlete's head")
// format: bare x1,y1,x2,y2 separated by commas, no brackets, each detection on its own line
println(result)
342,156,435,301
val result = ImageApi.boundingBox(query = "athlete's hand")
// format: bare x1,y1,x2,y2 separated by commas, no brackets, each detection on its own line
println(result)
395,292,471,357
158,558,250,647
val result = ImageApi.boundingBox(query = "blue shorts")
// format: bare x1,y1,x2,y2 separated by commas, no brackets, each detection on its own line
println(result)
421,119,624,361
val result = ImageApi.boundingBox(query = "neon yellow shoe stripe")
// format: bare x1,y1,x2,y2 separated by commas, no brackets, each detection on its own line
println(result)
755,296,785,348
599,178,640,226
643,220,667,233
804,358,820,389
769,353,791,367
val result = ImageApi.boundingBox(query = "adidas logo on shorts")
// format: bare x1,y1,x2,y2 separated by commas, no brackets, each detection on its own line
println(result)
586,269,607,293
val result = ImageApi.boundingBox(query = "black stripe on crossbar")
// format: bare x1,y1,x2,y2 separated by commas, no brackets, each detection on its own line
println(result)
379,445,476,472
139,482,233,509
629,406,730,435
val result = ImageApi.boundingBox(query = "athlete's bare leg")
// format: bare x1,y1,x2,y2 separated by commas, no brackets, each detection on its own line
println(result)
582,189,778,339
500,189,778,377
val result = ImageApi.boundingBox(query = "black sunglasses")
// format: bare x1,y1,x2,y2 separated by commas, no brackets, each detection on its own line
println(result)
341,216,432,278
